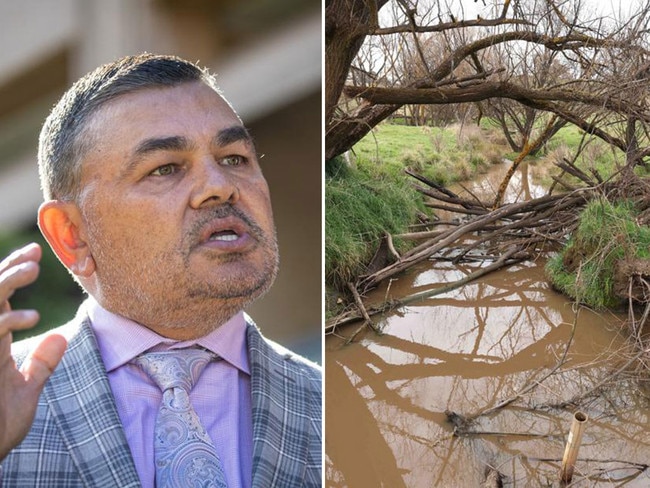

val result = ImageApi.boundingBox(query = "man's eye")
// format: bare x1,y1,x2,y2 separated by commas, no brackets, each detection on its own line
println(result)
221,155,247,166
150,164,177,176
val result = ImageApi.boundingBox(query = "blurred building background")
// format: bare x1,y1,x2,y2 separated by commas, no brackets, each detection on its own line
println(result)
0,0,322,361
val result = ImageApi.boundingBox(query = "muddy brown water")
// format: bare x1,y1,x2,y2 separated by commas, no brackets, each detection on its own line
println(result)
325,161,650,487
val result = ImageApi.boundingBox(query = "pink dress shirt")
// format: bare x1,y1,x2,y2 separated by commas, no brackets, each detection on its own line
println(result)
86,298,253,488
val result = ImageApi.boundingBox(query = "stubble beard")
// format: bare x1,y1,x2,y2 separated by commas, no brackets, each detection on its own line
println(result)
85,212,279,338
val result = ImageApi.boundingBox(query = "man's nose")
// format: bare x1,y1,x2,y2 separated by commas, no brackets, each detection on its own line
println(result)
189,159,239,208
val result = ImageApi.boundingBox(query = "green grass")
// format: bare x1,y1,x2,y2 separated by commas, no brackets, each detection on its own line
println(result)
326,155,424,294
351,123,499,186
546,198,650,309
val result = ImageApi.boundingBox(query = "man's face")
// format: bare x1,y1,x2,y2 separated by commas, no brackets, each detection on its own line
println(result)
75,81,278,338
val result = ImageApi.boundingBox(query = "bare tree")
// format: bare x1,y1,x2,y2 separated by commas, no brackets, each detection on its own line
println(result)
481,43,569,154
325,0,650,170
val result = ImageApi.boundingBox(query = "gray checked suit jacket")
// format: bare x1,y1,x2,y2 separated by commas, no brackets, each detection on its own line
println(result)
1,309,322,487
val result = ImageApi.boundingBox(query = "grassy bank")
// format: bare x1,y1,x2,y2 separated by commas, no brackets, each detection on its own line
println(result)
325,156,423,294
325,123,506,315
546,198,650,309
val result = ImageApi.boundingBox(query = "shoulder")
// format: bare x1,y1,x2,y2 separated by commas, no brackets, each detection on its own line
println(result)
11,309,90,366
244,315,321,385
261,334,322,381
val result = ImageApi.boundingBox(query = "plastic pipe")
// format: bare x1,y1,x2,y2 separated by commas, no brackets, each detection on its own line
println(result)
560,410,588,483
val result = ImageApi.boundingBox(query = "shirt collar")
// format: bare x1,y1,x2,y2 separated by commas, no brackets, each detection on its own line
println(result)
84,298,250,375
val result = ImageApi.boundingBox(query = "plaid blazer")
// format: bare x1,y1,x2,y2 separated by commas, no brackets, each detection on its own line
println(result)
2,310,322,487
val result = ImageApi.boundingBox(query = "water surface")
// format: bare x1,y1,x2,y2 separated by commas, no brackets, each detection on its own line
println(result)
326,161,650,486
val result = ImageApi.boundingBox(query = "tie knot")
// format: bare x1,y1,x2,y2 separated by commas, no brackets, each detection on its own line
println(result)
133,347,216,393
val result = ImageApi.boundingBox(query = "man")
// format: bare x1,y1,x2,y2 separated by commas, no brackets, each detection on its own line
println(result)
0,54,321,487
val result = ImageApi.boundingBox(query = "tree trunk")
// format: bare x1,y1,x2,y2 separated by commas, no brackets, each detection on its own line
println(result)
325,0,389,132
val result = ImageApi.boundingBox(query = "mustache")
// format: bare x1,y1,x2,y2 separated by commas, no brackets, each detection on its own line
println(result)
187,204,267,244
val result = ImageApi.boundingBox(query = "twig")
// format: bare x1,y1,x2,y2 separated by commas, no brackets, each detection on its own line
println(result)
548,345,650,409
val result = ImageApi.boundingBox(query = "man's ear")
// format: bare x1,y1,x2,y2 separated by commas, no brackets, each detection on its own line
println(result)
38,201,95,277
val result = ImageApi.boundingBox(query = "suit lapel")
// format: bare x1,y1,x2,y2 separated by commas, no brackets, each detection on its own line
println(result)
43,317,141,487
247,323,311,488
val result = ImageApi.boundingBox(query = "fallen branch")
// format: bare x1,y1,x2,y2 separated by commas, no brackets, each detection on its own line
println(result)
424,202,487,215
392,229,444,240
326,247,521,334
394,247,521,307
385,232,401,261
344,282,379,343
359,189,586,291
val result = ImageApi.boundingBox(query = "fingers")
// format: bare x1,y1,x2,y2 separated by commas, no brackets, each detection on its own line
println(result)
0,243,42,316
0,262,40,302
21,333,67,388
0,243,63,387
0,243,41,276
0,243,43,341
0,310,39,339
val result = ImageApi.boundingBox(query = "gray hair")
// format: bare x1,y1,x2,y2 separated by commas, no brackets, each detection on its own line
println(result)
38,53,225,200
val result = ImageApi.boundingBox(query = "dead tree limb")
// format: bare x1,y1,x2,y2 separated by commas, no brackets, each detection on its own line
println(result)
344,282,379,343
359,189,590,292
326,248,521,334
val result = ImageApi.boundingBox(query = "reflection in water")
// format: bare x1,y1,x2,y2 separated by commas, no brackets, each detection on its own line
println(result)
326,163,650,486
458,159,548,205
327,261,650,486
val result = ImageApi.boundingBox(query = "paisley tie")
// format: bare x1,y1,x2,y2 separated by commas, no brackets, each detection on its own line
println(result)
133,348,227,488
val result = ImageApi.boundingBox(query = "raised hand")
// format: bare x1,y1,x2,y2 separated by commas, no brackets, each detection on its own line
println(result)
0,243,67,461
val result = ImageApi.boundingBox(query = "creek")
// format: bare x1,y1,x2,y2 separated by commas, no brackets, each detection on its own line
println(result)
325,161,650,486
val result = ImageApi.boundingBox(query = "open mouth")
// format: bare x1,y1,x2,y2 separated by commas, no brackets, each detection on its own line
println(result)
209,229,239,242
195,213,255,253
